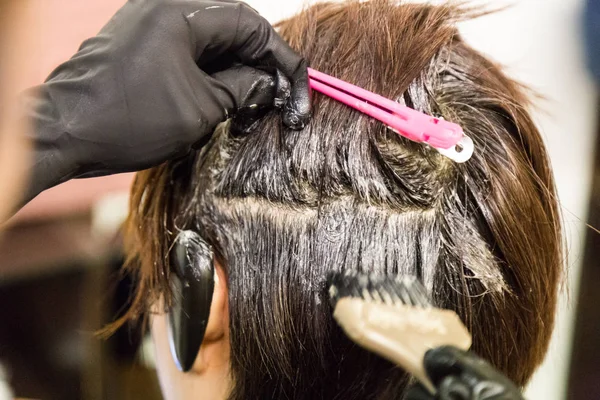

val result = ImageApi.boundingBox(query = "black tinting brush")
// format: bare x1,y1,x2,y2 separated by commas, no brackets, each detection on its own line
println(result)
327,272,472,394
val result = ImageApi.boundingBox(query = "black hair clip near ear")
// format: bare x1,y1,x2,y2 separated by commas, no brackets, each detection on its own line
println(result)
168,230,215,372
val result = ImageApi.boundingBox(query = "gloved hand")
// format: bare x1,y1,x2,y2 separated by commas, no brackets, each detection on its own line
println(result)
23,0,311,204
404,346,524,400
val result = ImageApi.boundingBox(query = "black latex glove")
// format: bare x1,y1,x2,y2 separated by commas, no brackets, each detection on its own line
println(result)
404,346,524,400
23,0,311,204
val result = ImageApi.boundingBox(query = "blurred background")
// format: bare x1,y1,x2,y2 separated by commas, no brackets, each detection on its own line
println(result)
0,0,598,399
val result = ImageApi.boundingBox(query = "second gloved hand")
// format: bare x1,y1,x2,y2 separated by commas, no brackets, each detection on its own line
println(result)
23,0,311,204
405,346,524,400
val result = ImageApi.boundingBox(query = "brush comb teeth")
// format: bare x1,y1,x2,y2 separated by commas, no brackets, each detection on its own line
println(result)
327,271,432,308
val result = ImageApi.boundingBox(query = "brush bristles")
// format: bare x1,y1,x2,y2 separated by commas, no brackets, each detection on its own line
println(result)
327,271,432,308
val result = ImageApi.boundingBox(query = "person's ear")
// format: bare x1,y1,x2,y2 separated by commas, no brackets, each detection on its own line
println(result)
168,230,217,372
190,258,229,374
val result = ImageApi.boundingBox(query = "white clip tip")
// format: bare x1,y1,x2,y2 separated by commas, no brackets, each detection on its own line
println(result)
436,135,474,163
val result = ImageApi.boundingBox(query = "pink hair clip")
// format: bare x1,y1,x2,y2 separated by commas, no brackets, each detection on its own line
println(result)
308,68,474,163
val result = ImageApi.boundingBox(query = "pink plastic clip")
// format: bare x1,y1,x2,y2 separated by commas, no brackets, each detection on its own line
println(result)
307,68,473,163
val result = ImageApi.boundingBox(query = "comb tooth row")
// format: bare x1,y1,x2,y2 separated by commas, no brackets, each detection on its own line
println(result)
327,271,432,308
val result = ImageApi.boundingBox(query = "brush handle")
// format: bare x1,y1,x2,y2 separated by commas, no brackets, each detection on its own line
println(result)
333,299,472,394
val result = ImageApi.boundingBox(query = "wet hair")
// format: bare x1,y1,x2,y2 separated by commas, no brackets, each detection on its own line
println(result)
119,1,563,399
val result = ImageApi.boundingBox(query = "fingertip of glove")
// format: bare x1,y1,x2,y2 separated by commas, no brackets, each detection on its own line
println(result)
425,346,464,363
282,109,311,130
422,346,465,384
282,89,312,129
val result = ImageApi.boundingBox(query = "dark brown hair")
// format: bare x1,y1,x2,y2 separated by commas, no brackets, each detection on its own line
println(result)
119,1,563,398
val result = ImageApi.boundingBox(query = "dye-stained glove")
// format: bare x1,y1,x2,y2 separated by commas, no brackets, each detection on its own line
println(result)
23,0,311,204
404,346,524,400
